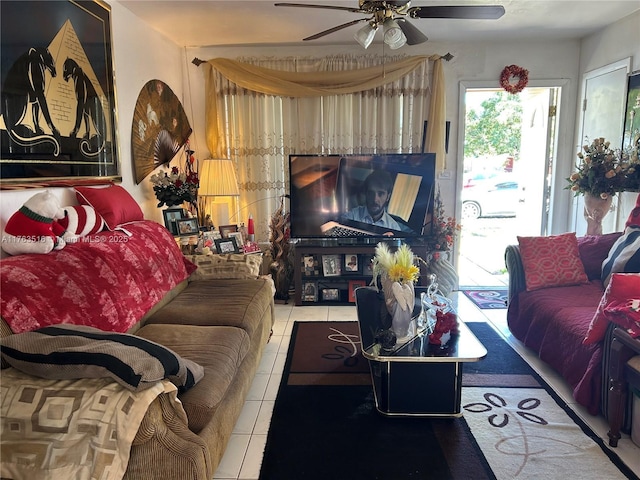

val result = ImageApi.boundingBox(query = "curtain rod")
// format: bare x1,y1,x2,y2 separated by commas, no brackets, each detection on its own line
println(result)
191,52,454,66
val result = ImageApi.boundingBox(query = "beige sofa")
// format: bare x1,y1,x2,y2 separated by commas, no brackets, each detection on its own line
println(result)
0,221,274,479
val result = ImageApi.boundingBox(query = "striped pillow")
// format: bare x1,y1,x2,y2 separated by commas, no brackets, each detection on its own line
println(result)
0,325,204,392
602,226,640,287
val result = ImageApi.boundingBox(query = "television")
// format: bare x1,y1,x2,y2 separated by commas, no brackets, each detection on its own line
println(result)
289,153,436,240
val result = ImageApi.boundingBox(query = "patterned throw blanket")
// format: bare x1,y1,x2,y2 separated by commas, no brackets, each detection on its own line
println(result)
0,220,196,334
0,370,182,479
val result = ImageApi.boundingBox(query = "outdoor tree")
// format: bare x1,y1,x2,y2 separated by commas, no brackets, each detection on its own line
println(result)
464,92,522,163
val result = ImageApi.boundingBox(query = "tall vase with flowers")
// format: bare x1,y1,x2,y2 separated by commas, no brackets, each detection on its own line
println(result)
150,142,200,217
371,243,421,341
566,137,627,235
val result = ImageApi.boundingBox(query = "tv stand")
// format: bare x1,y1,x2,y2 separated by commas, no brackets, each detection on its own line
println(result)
293,239,430,306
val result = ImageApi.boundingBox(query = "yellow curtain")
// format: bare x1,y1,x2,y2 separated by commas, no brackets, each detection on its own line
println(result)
202,55,447,169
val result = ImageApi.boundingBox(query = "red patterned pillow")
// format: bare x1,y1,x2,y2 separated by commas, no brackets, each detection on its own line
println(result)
584,273,640,344
75,185,144,230
517,232,589,292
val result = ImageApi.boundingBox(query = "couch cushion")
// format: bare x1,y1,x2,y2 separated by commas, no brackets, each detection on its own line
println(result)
601,226,640,287
75,185,144,230
185,253,261,280
136,324,250,433
578,233,622,280
517,232,589,291
0,324,204,392
145,278,273,339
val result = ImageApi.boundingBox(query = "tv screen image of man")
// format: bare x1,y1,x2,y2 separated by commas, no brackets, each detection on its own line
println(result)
342,169,402,231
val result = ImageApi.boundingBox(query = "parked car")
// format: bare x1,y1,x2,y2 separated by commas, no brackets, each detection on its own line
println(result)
461,177,522,219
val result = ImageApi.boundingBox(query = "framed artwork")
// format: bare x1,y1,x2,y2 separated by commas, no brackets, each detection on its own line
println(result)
228,231,244,247
219,224,238,238
622,71,640,155
348,280,367,303
0,0,120,186
302,281,318,302
163,208,185,236
362,254,375,276
322,254,342,277
214,237,240,254
176,217,199,236
321,288,340,302
302,254,319,276
344,254,360,274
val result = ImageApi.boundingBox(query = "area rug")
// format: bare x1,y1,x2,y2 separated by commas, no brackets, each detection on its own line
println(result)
462,288,509,309
259,321,637,480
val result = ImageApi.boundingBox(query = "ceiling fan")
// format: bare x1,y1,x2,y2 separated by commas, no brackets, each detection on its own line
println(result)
274,1,505,48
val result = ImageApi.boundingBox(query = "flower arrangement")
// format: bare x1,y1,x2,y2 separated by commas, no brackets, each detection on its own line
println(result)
150,144,199,208
566,137,625,198
370,242,421,287
425,186,461,254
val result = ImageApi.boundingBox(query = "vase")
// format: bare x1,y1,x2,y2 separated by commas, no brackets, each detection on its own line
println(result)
583,193,613,236
380,274,415,340
426,251,458,297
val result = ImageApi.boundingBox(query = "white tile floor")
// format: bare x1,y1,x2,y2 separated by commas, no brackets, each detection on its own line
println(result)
212,294,640,480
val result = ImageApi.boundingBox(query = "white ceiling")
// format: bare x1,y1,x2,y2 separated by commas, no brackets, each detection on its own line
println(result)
118,0,640,48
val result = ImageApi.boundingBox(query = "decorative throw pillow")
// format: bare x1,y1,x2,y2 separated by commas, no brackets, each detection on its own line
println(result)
601,226,640,287
0,324,204,392
75,185,144,230
517,232,589,291
578,232,623,280
185,253,262,280
584,273,640,344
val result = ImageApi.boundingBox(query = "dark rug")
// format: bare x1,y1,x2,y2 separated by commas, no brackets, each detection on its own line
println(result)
259,321,637,480
462,288,508,309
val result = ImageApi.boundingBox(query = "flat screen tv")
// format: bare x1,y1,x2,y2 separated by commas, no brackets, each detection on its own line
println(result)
289,153,436,240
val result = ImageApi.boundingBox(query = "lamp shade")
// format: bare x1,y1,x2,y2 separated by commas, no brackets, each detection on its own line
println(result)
383,19,407,50
198,158,240,197
354,23,377,49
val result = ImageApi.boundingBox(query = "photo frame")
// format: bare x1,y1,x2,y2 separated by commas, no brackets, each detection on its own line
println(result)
348,280,367,303
302,281,318,302
219,225,238,238
622,71,640,155
214,237,240,254
228,231,244,247
176,217,199,236
302,254,320,276
344,254,360,274
0,0,120,186
163,208,185,236
322,254,342,277
321,288,340,302
362,254,375,276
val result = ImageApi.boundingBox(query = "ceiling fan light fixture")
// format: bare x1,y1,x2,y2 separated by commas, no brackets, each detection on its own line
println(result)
396,18,428,45
354,22,377,49
383,18,406,49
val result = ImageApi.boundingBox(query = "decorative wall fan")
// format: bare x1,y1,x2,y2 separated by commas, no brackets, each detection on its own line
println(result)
275,1,505,48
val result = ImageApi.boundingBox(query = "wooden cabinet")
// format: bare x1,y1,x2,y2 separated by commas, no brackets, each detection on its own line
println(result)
293,241,430,306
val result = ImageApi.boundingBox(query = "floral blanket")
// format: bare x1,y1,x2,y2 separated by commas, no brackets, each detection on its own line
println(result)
1,221,196,334
0,370,182,480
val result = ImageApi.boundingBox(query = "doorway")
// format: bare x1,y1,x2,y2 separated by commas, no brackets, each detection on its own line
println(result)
458,86,560,287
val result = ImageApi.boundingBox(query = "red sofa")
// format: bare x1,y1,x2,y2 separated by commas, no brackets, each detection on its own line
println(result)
505,232,622,416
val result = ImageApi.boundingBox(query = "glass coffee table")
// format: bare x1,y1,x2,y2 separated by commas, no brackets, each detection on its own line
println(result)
355,287,487,417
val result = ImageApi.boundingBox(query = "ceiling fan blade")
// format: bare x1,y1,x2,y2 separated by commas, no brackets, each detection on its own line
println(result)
397,19,428,45
303,18,369,41
274,3,364,13
410,5,505,20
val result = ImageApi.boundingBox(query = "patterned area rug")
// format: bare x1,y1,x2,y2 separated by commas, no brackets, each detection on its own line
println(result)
259,321,637,480
462,288,509,309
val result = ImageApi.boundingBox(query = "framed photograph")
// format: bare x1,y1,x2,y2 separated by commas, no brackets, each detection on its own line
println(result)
321,288,340,302
362,255,375,276
176,217,199,236
302,281,318,302
219,224,238,238
344,254,360,274
214,237,240,254
0,0,120,186
622,71,640,154
348,280,367,303
322,254,342,277
163,208,185,236
228,231,244,247
302,254,320,276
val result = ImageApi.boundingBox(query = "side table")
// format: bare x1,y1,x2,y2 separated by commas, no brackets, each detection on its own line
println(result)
607,327,640,447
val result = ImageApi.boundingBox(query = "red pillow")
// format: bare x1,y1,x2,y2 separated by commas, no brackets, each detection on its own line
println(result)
517,232,589,292
583,273,640,344
75,185,144,230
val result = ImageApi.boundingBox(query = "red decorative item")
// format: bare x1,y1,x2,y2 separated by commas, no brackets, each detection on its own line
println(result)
428,309,459,345
500,65,529,94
